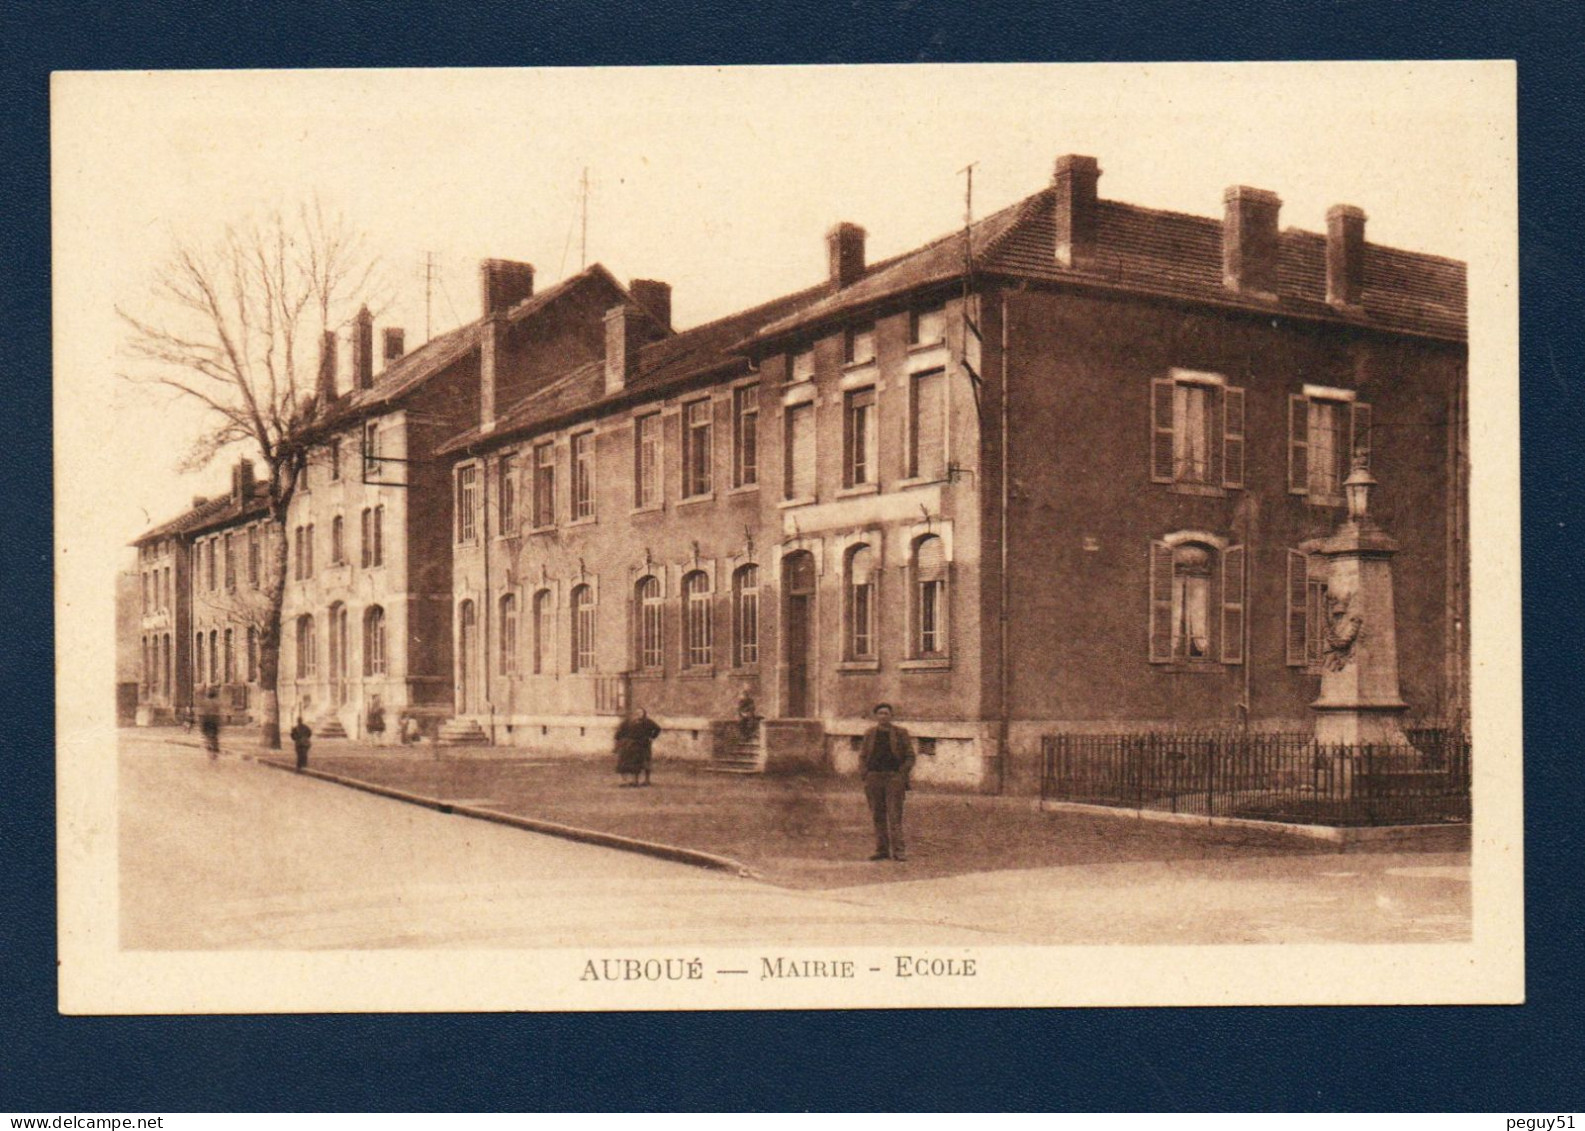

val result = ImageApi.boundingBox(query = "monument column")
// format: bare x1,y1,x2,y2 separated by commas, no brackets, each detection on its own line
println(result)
1310,457,1411,750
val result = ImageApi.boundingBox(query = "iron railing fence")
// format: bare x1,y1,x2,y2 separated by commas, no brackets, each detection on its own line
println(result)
1041,726,1471,827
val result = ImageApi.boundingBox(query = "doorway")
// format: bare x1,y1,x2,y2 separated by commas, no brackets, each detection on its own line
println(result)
458,600,477,714
783,550,816,718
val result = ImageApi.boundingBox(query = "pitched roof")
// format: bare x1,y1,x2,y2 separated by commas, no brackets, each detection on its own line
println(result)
751,187,1466,344
312,263,629,434
132,484,270,546
439,279,830,453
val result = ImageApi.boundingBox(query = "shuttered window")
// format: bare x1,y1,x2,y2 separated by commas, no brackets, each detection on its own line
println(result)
1151,374,1244,489
635,576,663,670
1149,538,1241,664
1290,393,1372,501
846,545,877,659
910,368,947,480
785,402,815,500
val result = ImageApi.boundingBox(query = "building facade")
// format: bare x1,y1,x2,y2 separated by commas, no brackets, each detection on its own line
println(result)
438,153,1468,793
277,263,632,741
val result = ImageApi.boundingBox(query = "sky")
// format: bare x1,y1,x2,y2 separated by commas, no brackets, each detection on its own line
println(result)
53,62,1513,560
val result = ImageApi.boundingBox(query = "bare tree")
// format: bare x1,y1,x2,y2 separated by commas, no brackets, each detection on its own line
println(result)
120,200,387,747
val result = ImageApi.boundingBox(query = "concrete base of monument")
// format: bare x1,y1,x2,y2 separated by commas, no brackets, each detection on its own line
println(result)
1312,703,1412,749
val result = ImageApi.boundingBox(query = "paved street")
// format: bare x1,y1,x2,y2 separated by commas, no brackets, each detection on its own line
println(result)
119,730,1470,949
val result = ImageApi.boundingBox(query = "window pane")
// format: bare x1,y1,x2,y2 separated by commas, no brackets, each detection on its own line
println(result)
572,433,594,518
1174,383,1210,483
734,566,759,667
635,414,660,507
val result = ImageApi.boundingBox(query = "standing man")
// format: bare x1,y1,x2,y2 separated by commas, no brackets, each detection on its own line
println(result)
859,703,916,861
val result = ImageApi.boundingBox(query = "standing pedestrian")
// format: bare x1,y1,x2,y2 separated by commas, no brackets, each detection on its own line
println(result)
614,707,662,787
859,703,916,861
198,687,222,761
290,714,313,771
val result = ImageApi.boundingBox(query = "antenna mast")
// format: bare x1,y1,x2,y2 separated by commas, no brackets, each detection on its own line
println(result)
958,161,985,422
580,167,590,270
419,251,436,343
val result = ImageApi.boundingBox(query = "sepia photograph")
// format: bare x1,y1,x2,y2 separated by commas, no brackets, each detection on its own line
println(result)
53,62,1522,1013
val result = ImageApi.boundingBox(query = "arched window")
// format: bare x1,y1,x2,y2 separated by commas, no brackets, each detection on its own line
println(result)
141,637,150,695
682,571,712,668
331,514,345,565
732,564,759,667
498,595,517,675
245,627,258,683
209,630,219,684
364,605,387,676
570,584,595,673
531,589,551,675
194,632,204,689
295,615,317,679
913,535,948,658
845,545,876,660
635,576,663,671
161,634,171,697
223,628,234,683
1147,536,1244,665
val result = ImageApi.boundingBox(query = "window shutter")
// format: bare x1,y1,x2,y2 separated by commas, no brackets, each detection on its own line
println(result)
1149,540,1174,663
1286,549,1308,666
1288,394,1309,495
1221,545,1245,664
1351,401,1373,468
913,370,947,480
1150,378,1175,483
1222,386,1246,489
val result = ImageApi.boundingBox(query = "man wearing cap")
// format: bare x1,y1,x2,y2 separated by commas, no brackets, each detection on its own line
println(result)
859,703,917,861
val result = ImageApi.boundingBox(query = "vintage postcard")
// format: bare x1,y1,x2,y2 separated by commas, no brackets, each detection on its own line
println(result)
54,62,1522,1012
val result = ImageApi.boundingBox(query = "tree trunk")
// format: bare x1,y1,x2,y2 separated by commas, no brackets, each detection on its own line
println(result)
256,508,292,749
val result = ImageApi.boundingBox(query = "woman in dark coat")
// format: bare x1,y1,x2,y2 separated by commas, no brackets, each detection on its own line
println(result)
614,707,661,787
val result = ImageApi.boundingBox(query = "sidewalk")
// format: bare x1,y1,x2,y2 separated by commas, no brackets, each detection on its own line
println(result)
256,739,1344,890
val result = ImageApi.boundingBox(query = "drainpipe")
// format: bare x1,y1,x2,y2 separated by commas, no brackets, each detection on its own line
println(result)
997,292,1011,795
480,447,496,745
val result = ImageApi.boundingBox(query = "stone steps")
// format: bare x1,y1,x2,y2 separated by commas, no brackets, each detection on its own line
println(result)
438,718,489,746
706,741,765,775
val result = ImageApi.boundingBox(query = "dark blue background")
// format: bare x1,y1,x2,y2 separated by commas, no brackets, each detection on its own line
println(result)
4,0,1581,1112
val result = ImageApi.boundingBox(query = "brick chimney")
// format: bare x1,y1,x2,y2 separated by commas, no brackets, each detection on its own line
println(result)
629,279,672,332
382,327,405,366
351,305,374,391
480,259,536,317
1052,154,1101,269
317,330,337,403
478,259,535,432
605,304,651,396
1326,204,1367,310
1222,186,1282,299
827,222,866,289
232,458,255,505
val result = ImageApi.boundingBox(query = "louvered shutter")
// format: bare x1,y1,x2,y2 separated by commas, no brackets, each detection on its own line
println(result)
1149,540,1174,663
1351,401,1373,468
1151,378,1175,483
1221,545,1245,664
913,369,947,480
1286,549,1309,666
1288,394,1309,494
1223,386,1246,489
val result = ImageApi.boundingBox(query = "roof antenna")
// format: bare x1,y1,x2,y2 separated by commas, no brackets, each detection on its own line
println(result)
580,166,590,270
958,161,986,423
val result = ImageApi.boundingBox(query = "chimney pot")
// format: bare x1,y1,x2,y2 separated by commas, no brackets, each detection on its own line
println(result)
480,258,536,318
1326,204,1367,309
351,305,374,391
826,223,867,289
1052,154,1101,269
629,279,672,332
1222,185,1283,298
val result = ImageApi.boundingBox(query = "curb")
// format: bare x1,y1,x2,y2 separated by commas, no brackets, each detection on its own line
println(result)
1039,799,1471,851
255,758,760,878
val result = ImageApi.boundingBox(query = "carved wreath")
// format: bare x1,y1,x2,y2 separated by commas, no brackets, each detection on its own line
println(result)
1321,591,1365,672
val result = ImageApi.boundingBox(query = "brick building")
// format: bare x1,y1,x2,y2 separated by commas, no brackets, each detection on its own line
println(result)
131,458,274,725
278,263,634,740
435,153,1467,793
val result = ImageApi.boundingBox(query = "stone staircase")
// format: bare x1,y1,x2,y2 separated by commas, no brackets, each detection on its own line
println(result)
438,717,489,746
316,714,348,739
707,733,765,774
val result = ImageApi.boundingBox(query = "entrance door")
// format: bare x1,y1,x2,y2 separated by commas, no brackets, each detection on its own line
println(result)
459,600,477,714
783,551,815,717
